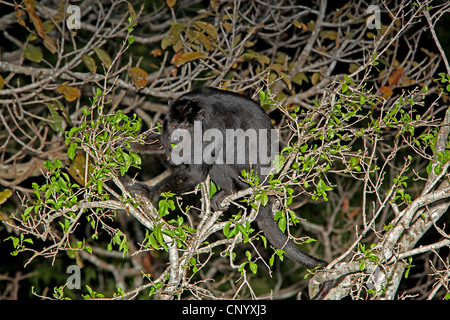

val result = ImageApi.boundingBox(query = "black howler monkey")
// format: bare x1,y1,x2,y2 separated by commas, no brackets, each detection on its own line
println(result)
127,87,330,298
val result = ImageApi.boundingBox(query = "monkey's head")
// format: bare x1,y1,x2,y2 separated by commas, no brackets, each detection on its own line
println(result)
162,98,206,162
168,99,205,123
164,99,205,136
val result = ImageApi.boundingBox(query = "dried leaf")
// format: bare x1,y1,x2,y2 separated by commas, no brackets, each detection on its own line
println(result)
161,35,172,50
129,67,149,89
269,64,291,90
161,23,184,50
47,99,71,126
247,24,263,35
150,49,162,57
52,1,65,24
341,197,349,215
292,21,307,30
311,72,322,86
67,151,88,186
82,54,97,74
198,33,211,51
348,208,360,220
420,47,436,59
388,68,404,86
46,101,63,131
293,73,309,86
211,0,218,12
348,63,359,74
366,32,377,39
275,51,287,64
400,76,415,86
0,189,12,206
243,50,270,66
43,35,57,54
57,84,81,102
28,10,45,38
171,50,183,64
16,8,26,26
172,39,183,53
94,47,112,69
379,86,393,99
222,21,233,33
167,0,177,7
24,44,43,63
0,75,4,90
24,0,35,12
320,30,338,41
128,2,136,20
194,21,218,40
173,52,205,67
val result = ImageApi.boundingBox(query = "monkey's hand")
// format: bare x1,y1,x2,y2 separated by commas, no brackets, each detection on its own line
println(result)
128,132,164,155
126,182,161,204
211,190,231,212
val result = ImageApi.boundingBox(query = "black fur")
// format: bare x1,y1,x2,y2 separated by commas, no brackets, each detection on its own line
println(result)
127,87,330,298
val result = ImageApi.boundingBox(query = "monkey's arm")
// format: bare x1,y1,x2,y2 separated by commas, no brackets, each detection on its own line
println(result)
127,164,209,203
128,132,165,154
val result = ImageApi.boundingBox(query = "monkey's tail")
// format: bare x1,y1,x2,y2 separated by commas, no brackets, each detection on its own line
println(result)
256,196,332,299
256,197,327,269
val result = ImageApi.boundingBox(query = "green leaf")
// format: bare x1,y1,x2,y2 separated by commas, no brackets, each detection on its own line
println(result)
209,180,218,198
223,222,232,238
249,262,258,274
147,233,159,249
278,215,287,233
153,225,164,247
24,44,43,63
260,191,268,206
190,257,198,273
359,259,365,271
269,254,275,266
97,180,103,194
342,83,348,94
274,154,286,173
22,205,34,218
360,95,366,105
434,164,442,175
65,127,80,145
260,235,267,249
23,238,33,245
259,91,266,105
58,176,68,193
68,142,78,160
